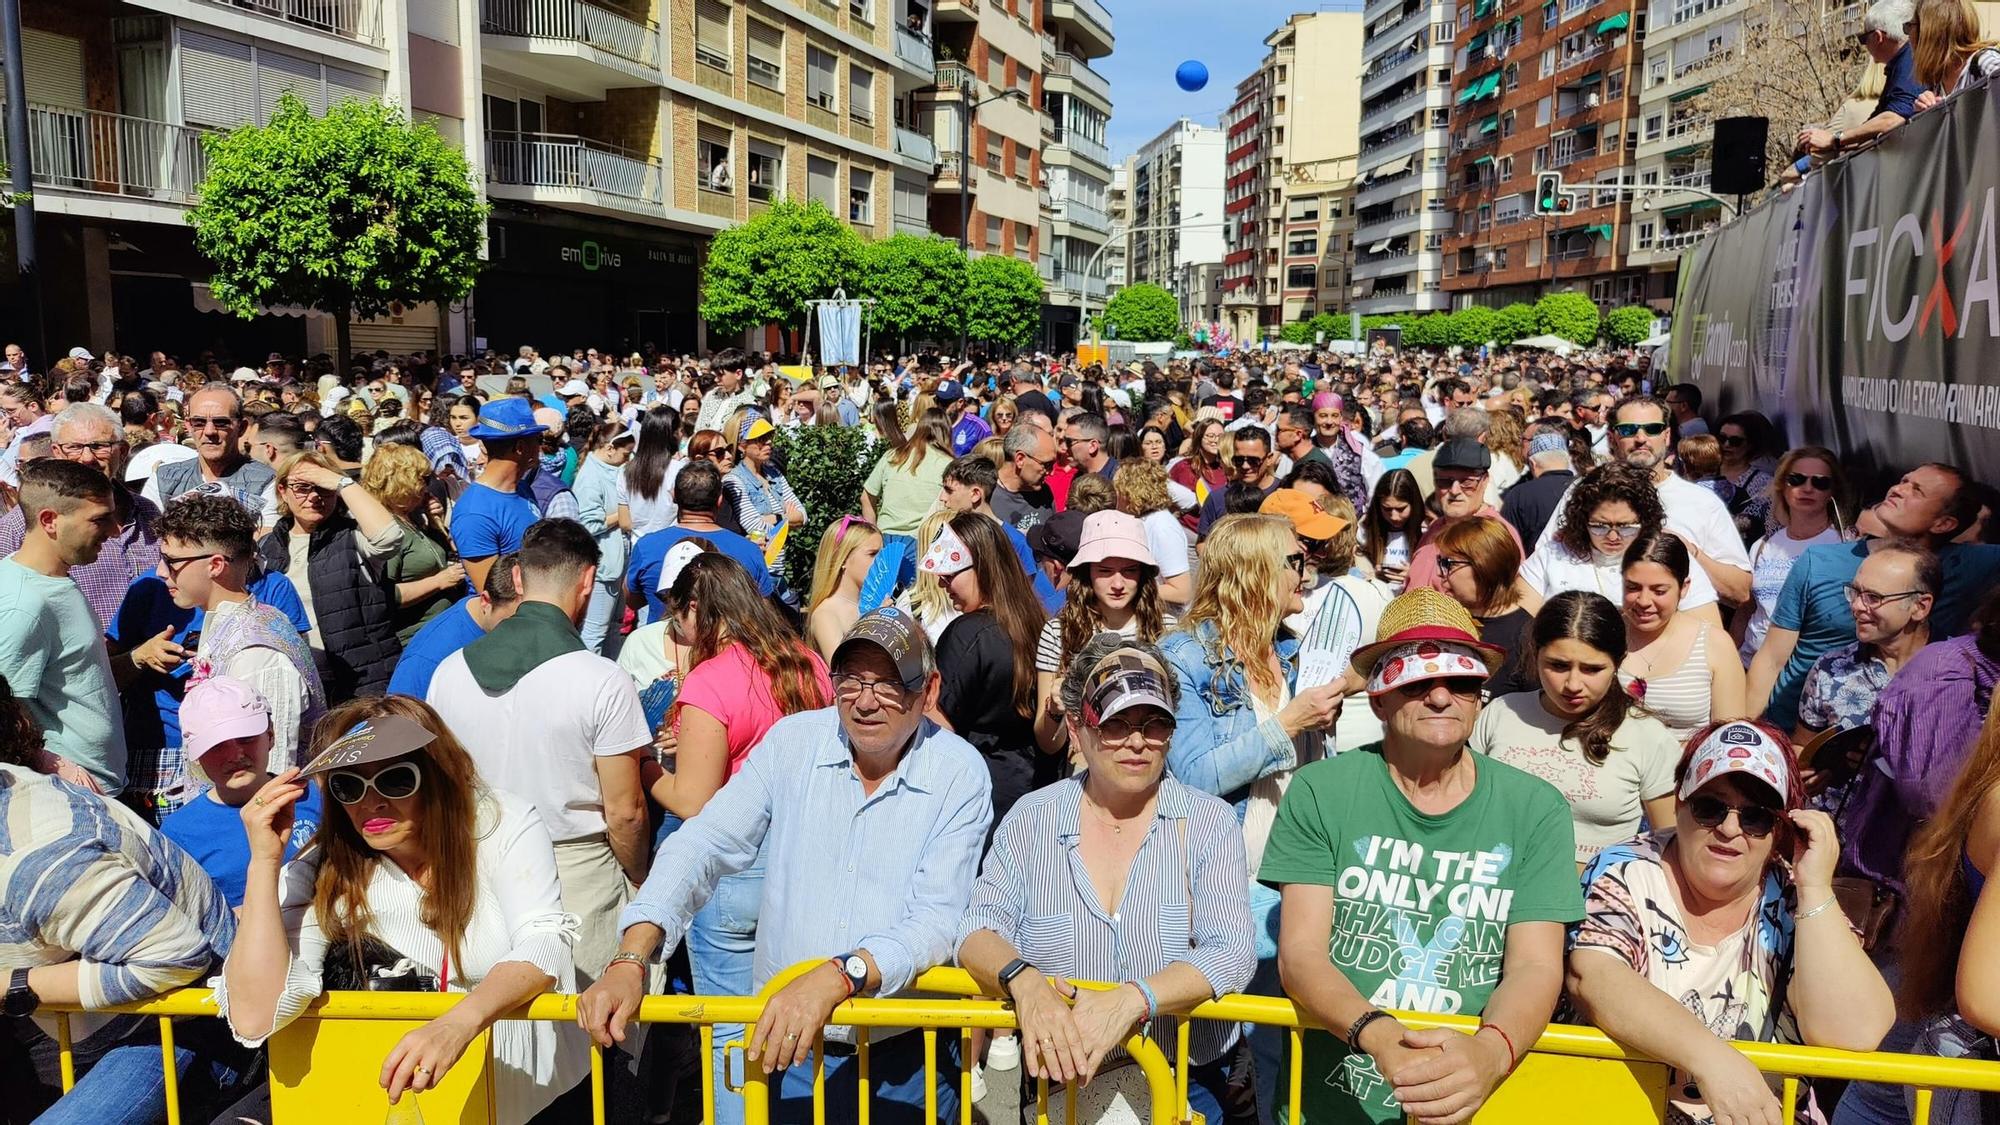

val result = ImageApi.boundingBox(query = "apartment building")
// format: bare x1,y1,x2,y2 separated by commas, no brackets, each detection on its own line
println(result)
1105,157,1129,288
1351,0,1453,314
1623,0,1737,297
1037,0,1112,346
1439,0,1651,311
1220,11,1364,340
1279,156,1360,322
1126,117,1223,313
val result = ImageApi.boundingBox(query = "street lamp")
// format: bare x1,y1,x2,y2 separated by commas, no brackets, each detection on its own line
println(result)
953,78,1029,353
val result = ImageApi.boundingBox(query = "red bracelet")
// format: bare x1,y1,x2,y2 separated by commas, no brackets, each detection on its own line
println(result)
1477,1023,1518,1072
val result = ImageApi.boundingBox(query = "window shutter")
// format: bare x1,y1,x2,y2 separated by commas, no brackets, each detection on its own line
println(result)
258,49,326,121
694,0,730,67
746,19,783,88
18,30,85,109
179,30,255,128
326,66,383,100
807,155,837,208
848,65,871,120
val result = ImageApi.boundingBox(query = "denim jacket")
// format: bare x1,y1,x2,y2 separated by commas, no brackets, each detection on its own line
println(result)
1159,621,1301,811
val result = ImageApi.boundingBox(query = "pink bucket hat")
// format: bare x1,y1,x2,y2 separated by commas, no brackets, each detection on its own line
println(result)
1068,510,1156,571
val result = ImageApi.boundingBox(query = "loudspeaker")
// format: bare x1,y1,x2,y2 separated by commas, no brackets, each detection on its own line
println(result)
1710,116,1769,196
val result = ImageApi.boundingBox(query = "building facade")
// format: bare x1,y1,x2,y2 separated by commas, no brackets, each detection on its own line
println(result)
1438,0,1650,311
1352,0,1454,314
1127,117,1223,323
1623,0,1736,300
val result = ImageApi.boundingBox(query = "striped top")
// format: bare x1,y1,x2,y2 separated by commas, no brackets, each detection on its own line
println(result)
957,775,1256,1065
1620,625,1712,745
0,763,233,1043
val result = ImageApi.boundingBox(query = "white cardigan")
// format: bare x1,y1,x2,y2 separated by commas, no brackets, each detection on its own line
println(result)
217,789,587,1124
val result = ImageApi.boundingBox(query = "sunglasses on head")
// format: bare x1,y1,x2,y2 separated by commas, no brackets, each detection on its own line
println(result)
1784,472,1833,490
326,762,423,805
1687,794,1779,838
1612,421,1670,438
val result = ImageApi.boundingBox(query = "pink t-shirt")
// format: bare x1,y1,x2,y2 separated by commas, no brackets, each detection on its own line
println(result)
677,642,833,776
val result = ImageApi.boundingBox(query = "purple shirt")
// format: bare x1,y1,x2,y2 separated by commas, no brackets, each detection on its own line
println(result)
0,488,161,629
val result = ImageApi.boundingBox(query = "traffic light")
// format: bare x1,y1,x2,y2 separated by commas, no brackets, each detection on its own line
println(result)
1535,172,1566,214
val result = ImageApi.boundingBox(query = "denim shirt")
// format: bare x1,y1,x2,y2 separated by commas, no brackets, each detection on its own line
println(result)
1159,620,1301,811
571,454,628,579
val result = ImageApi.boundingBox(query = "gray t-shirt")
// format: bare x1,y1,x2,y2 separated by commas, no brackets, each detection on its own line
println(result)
991,483,1053,532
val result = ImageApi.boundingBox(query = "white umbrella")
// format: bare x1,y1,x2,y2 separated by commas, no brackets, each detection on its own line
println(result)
1511,334,1577,355
1639,332,1672,348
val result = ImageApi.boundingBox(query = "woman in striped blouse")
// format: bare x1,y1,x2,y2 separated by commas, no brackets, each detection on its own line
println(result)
958,633,1256,1123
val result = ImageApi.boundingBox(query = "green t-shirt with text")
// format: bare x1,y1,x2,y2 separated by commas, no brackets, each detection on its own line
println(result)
1258,744,1584,1125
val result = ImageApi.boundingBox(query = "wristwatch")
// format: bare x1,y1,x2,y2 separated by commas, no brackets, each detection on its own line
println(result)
831,951,869,997
996,957,1036,997
5,967,37,1017
605,951,648,975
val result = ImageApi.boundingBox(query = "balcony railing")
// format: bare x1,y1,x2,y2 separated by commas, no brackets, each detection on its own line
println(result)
1664,112,1711,139
1556,41,1606,73
1051,130,1110,168
1050,0,1112,41
1362,46,1426,96
482,0,657,66
894,125,936,164
485,131,662,205
4,103,209,205
933,61,973,90
894,25,934,72
1656,227,1713,250
1362,86,1427,128
1054,197,1110,232
206,0,382,45
1673,45,1733,79
1665,167,1711,187
935,148,977,187
1046,53,1111,104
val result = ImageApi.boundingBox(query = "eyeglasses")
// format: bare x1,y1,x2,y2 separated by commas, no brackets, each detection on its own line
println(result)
1437,555,1471,576
1098,715,1177,744
1612,422,1670,438
1842,582,1925,611
283,480,334,498
1784,472,1833,490
1687,794,1779,838
186,416,238,430
1587,521,1645,539
326,762,424,805
55,440,122,455
159,550,217,574
1020,452,1057,471
834,673,914,710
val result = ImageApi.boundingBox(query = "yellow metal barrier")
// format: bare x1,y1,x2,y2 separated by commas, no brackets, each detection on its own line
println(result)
39,963,2000,1124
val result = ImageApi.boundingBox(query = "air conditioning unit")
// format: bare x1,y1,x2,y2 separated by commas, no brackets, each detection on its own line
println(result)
1585,92,1600,107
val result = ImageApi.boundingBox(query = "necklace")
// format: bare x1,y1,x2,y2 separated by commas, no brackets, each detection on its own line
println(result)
1081,792,1152,835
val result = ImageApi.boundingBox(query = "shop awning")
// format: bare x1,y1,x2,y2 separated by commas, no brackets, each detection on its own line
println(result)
1472,154,1495,165
1375,154,1415,176
1479,115,1499,133
1590,223,1614,239
1597,11,1629,34
1662,200,1722,218
1578,71,1605,85
1369,240,1392,253
1467,31,1489,51
1670,83,1710,101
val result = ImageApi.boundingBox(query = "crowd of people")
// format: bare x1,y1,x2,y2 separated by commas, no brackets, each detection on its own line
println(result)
1,333,1999,1125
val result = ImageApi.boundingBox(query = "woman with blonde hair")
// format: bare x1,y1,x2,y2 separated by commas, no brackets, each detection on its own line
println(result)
1733,444,1853,660
1911,0,2000,107
896,507,961,641
1112,458,1194,606
804,515,884,659
359,442,463,642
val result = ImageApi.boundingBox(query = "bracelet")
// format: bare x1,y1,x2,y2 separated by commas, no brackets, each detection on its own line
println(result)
605,951,648,974
1346,1009,1393,1054
1478,1022,1518,1072
1126,979,1159,1022
1796,895,1842,921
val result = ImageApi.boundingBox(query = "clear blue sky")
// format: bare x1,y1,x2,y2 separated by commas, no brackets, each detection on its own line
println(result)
1098,2,1366,159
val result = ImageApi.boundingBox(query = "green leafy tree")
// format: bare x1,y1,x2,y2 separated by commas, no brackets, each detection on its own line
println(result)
1604,305,1657,347
963,255,1043,349
1307,312,1344,341
1536,291,1602,345
1451,306,1500,349
771,424,881,590
859,234,966,347
188,93,485,366
1495,303,1538,344
1100,283,1180,343
700,198,866,340
1279,320,1315,344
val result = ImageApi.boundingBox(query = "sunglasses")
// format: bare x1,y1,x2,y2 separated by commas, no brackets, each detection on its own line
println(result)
1284,552,1307,574
186,416,238,430
1397,675,1486,699
326,762,423,805
1587,521,1645,539
1098,715,1177,744
1612,422,1670,438
1687,794,1779,838
1719,433,1747,447
1784,472,1833,490
1231,455,1268,470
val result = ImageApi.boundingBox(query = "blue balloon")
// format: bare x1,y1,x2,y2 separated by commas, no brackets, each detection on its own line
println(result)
1175,59,1209,92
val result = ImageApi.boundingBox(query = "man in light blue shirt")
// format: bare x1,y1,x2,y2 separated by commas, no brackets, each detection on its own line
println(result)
577,606,992,1124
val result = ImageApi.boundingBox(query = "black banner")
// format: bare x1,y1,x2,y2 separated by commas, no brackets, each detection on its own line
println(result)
1669,79,2000,488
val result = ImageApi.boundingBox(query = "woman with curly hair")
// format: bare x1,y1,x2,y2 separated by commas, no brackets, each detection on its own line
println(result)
1516,460,1722,624
1033,510,1172,758
359,443,463,642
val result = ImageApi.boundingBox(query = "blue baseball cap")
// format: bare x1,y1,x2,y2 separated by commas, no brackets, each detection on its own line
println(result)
467,397,548,441
933,379,965,404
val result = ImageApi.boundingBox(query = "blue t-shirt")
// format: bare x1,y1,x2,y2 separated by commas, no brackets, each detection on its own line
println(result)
627,526,773,622
110,572,311,754
387,596,486,699
951,413,992,455
1767,540,2000,728
999,522,1064,614
450,481,541,561
1877,41,1922,119
160,783,322,907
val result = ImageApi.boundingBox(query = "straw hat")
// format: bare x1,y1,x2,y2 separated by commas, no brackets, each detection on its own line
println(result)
1349,588,1507,681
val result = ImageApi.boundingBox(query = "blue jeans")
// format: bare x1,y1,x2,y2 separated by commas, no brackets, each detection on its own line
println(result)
690,856,766,1125
774,1033,960,1125
27,1020,252,1125
581,574,626,657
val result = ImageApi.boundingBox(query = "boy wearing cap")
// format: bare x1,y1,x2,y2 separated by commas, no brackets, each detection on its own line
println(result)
160,675,322,908
936,379,989,456
450,398,547,592
1261,589,1582,1125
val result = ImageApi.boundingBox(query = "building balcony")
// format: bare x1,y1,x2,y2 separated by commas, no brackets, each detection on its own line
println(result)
933,0,978,21
934,148,978,190
932,61,974,93
1360,86,1429,131
2,103,209,217
1045,53,1111,110
484,130,665,221
1355,206,1424,243
1047,0,1113,58
1361,46,1428,98
892,26,935,80
1355,164,1439,208
894,125,936,165
481,0,661,99
1654,227,1711,251
1053,196,1111,233
1049,130,1112,171
1365,7,1429,59
165,0,383,47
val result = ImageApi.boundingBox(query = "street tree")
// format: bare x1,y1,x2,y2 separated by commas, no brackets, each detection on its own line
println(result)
1495,303,1538,344
1451,305,1501,349
1605,306,1657,347
189,93,485,366
963,255,1043,350
1100,283,1180,342
859,234,967,347
700,198,866,340
1536,291,1602,345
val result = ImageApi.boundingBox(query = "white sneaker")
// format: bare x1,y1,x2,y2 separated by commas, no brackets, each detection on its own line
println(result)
986,1034,1022,1072
971,1062,989,1103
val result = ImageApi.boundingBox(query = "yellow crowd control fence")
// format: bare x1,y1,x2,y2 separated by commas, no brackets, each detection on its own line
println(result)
39,959,2000,1124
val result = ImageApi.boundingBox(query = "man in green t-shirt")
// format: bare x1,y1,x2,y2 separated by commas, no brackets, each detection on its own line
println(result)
1261,589,1583,1124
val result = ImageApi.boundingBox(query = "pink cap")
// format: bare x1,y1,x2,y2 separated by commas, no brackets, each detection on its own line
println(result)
181,675,273,761
1068,510,1156,571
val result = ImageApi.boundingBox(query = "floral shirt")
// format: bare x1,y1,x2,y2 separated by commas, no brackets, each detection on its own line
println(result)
1797,642,1891,812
